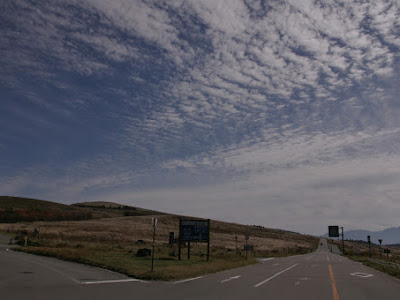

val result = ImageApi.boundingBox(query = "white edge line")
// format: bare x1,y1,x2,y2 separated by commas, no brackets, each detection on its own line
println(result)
173,276,204,284
15,255,81,284
81,278,149,285
260,258,275,261
11,251,146,285
254,263,299,288
305,255,315,260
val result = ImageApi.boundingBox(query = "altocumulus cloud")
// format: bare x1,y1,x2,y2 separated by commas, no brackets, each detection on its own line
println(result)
0,0,399,234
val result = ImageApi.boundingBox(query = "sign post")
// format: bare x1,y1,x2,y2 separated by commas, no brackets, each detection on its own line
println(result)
151,218,157,272
341,227,345,255
245,228,249,260
367,235,371,258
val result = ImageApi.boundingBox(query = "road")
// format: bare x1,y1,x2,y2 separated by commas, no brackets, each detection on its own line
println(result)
1,235,400,299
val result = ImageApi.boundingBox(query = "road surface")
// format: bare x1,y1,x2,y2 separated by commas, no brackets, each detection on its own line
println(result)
1,235,400,299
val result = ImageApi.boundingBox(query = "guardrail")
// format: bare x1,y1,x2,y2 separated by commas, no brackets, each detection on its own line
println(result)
369,259,400,269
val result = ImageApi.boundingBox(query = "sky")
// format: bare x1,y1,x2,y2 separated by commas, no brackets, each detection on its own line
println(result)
1,0,399,235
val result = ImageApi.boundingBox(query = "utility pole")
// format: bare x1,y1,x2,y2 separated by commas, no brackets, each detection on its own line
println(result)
341,227,345,255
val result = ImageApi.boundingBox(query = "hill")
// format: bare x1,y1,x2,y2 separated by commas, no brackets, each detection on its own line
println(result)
0,196,320,280
0,196,94,222
0,196,164,222
71,201,165,217
323,227,400,245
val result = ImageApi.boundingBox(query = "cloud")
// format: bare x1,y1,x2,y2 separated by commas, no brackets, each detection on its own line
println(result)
1,0,400,235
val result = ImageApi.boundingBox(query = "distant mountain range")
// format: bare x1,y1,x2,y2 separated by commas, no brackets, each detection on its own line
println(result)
323,227,400,245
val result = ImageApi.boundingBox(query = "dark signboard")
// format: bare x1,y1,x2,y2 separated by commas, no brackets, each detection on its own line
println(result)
244,245,254,251
328,226,340,237
180,219,209,242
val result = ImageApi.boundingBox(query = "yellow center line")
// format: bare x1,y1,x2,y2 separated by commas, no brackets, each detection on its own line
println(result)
329,264,340,300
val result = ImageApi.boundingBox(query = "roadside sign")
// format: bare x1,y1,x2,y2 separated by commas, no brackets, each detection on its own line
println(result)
384,249,391,254
328,226,339,237
180,219,209,242
178,218,210,262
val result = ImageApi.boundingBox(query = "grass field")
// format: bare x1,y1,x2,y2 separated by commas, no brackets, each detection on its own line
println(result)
0,197,320,280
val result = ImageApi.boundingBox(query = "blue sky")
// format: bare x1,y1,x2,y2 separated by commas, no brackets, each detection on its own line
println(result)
1,0,399,235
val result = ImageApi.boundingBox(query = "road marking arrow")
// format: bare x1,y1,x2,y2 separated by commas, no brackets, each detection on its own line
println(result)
350,272,373,278
221,275,241,283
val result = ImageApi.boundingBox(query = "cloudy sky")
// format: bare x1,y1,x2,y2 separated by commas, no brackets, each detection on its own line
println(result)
1,0,399,235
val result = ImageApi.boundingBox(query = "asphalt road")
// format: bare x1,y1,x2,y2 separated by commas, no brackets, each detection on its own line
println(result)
1,235,400,299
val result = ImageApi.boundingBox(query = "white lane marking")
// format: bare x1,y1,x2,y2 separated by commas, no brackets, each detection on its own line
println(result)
221,275,241,283
81,278,148,285
326,255,330,262
305,255,315,260
254,263,299,288
174,276,204,284
273,263,280,267
11,251,139,285
350,272,374,278
294,281,300,286
260,258,275,262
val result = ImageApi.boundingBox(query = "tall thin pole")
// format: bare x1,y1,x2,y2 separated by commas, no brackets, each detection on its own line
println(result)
151,218,156,272
245,227,249,260
207,219,210,262
341,227,345,255
178,217,182,261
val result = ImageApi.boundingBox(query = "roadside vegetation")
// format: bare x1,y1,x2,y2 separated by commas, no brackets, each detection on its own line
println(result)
1,196,319,280
328,239,400,280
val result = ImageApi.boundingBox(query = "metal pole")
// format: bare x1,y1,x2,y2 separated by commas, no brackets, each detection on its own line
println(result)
178,218,182,261
188,242,190,260
151,220,156,272
341,227,345,255
368,235,371,258
245,227,248,260
207,219,210,262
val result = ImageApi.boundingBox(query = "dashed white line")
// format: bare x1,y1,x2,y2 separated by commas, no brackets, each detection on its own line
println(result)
81,278,148,285
221,275,241,283
254,263,299,288
305,255,315,260
174,276,204,284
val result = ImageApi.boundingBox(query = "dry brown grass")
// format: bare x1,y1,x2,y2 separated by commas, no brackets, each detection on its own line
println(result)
1,214,319,280
1,214,318,253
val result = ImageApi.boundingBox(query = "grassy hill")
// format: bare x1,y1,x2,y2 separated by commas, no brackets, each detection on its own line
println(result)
0,196,165,222
0,196,94,222
72,201,166,217
0,196,320,280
